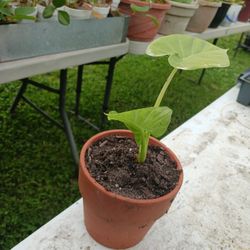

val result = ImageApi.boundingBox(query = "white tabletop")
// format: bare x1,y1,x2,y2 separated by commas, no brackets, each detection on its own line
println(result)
12,85,250,249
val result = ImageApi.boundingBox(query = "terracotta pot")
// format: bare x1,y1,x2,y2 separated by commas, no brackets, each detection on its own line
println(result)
209,2,231,28
119,0,171,41
238,0,250,22
186,0,222,33
159,0,198,35
79,129,183,249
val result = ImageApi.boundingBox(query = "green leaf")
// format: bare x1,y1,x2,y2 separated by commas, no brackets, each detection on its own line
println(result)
0,0,11,8
145,14,159,26
107,106,172,163
43,5,55,18
108,106,172,138
130,3,150,13
0,7,12,16
146,34,230,70
57,10,69,25
52,0,66,8
14,7,35,16
12,14,35,20
11,15,36,21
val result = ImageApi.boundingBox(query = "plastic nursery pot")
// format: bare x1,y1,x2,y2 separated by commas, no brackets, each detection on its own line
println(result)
186,0,222,33
158,0,198,35
238,0,250,22
119,0,171,41
92,5,110,18
220,4,242,26
64,6,92,19
209,2,231,28
78,129,183,249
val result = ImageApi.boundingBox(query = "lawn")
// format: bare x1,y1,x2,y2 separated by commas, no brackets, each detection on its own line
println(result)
0,34,249,249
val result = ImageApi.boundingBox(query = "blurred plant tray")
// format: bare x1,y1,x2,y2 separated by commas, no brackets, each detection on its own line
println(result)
0,16,128,63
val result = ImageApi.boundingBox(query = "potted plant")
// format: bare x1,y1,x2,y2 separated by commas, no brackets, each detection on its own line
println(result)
78,34,230,248
220,0,243,26
238,0,250,21
42,0,70,24
118,0,171,41
186,0,222,33
209,0,243,28
0,0,36,24
15,0,38,22
87,0,110,18
64,0,92,19
158,0,199,35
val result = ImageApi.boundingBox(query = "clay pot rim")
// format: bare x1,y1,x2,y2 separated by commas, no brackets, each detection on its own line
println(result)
121,0,171,10
80,129,183,205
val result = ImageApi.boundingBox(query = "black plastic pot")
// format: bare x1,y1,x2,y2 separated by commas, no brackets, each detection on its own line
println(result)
209,3,231,28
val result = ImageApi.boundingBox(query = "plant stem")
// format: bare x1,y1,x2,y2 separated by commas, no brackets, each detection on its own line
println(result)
154,68,178,108
137,133,149,163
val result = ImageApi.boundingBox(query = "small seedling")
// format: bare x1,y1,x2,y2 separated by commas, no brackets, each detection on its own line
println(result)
108,34,230,163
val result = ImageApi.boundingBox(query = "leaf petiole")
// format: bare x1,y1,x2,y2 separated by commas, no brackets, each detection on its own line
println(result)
154,68,178,108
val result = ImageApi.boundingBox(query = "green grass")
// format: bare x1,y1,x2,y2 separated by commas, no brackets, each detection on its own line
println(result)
0,34,249,249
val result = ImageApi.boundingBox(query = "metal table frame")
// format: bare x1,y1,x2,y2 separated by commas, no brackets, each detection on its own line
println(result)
0,41,129,172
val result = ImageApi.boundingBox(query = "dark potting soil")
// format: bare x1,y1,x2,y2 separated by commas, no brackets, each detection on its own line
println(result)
85,135,181,199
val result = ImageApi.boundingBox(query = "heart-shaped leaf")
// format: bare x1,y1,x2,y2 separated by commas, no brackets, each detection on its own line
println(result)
107,106,172,162
146,34,230,70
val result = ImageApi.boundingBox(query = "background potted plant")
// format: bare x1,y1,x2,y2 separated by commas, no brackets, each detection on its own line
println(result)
158,0,199,35
118,0,171,41
186,0,222,32
15,0,38,22
64,0,92,19
42,0,70,24
220,0,243,26
87,0,110,18
78,34,230,249
0,0,36,24
209,0,243,28
237,0,249,21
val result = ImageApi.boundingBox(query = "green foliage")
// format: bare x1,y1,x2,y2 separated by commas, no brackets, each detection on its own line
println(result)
107,107,172,162
14,6,35,15
42,0,70,25
146,34,230,70
108,34,230,163
171,0,193,3
130,3,150,12
0,0,35,22
52,0,65,7
43,5,56,18
58,9,70,24
130,3,160,26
